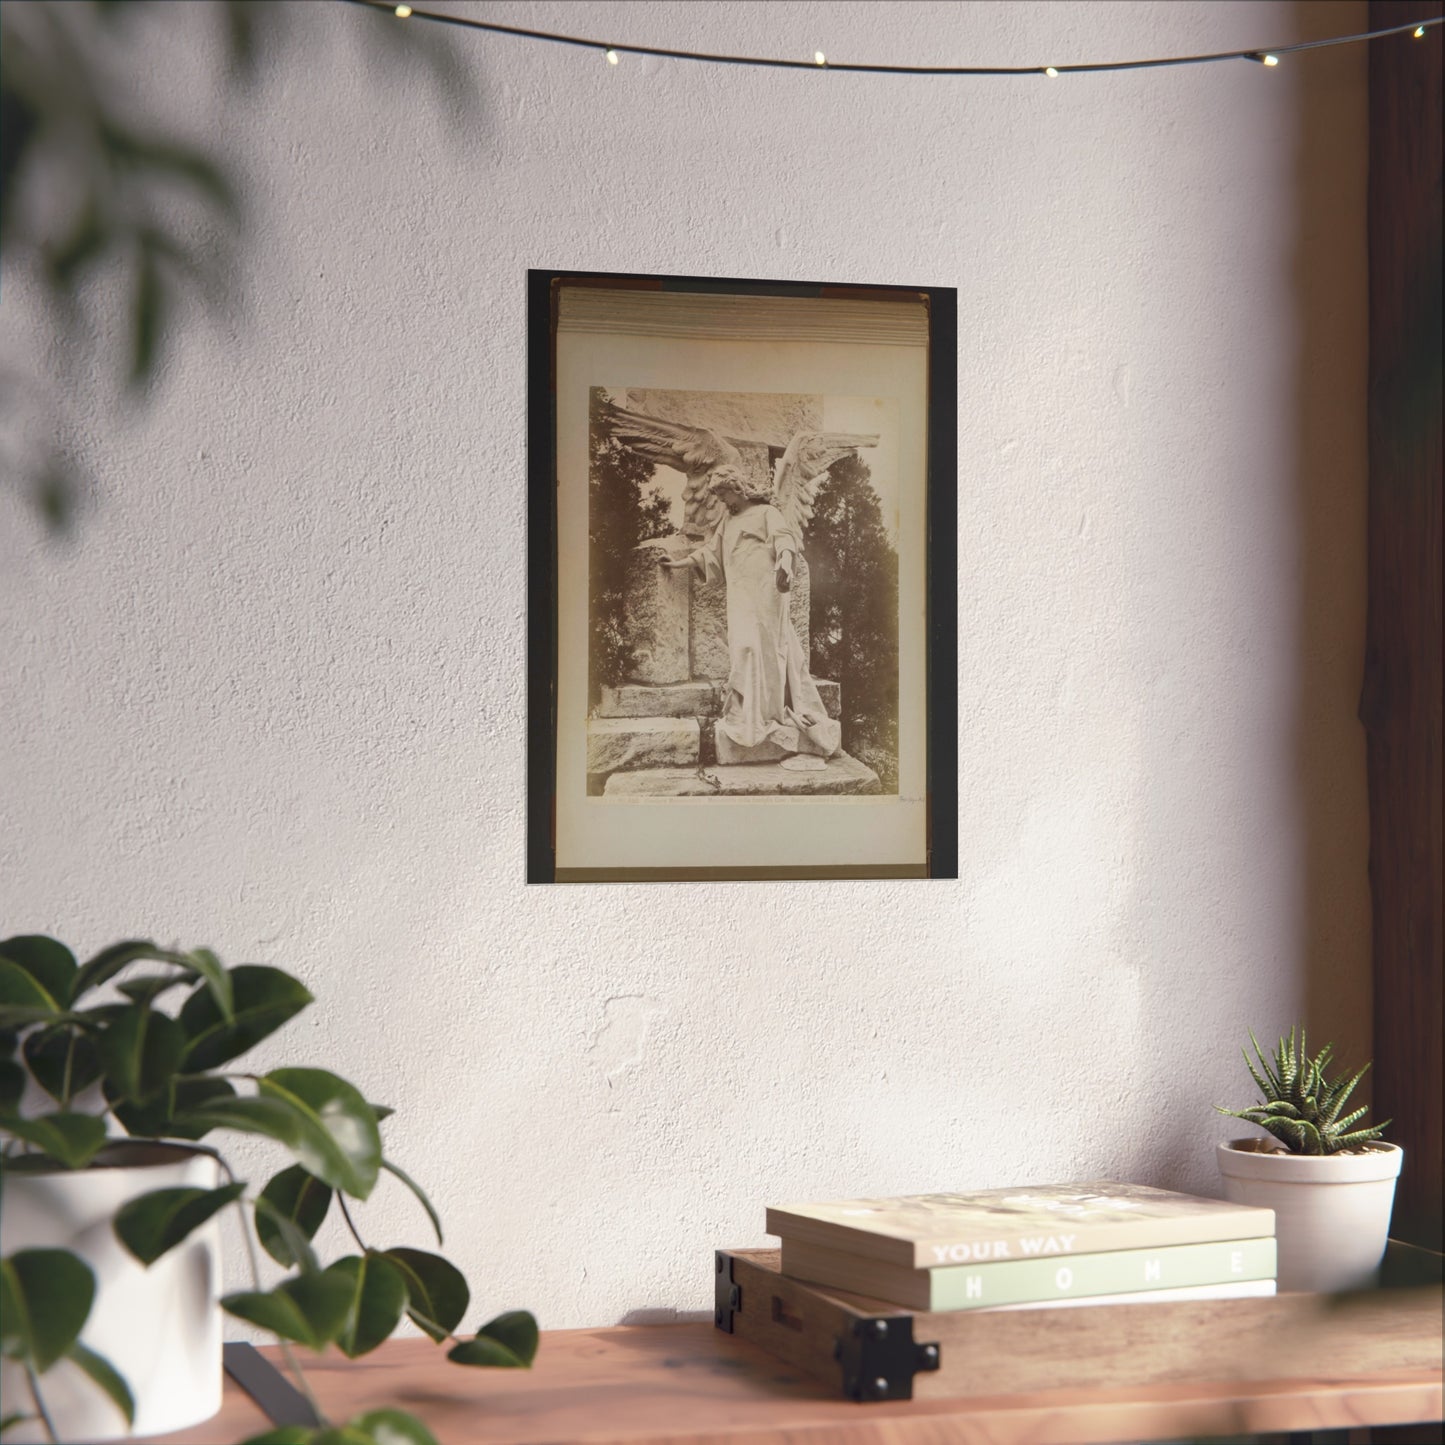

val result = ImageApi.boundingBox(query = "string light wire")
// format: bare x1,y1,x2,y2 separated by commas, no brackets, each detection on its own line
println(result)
349,1,1440,77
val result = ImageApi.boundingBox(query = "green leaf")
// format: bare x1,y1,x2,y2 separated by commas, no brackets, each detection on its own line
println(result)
1,1414,36,1435
181,948,233,1023
0,961,60,1027
259,1070,381,1201
326,1253,407,1359
370,1103,394,1122
71,941,175,1000
179,966,312,1071
67,1340,135,1426
222,1273,353,1351
310,1431,374,1445
252,1196,321,1276
171,1094,310,1157
256,1165,332,1268
98,1006,187,1103
23,1027,102,1103
178,1080,380,1199
0,1249,95,1371
382,1248,468,1342
149,1076,240,1141
107,1074,239,1142
351,1409,441,1445
447,1310,538,1369
116,975,191,1008
0,1060,25,1114
113,1182,245,1265
0,1261,23,1359
380,1158,442,1246
0,1112,108,1168
0,938,76,1008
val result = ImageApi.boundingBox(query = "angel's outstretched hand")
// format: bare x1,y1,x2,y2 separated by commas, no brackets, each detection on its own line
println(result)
660,556,694,569
776,566,792,593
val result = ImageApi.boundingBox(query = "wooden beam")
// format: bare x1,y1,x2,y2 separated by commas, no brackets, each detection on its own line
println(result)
1364,0,1444,1265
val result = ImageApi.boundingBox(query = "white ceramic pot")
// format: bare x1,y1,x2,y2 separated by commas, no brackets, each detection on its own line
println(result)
0,1141,224,1442
1216,1137,1403,1293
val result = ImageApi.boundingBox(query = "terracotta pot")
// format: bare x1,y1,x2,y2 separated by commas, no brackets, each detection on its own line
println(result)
0,1141,224,1441
1216,1137,1403,1293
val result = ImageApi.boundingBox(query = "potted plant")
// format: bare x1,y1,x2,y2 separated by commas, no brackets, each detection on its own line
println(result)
1215,1025,1402,1293
0,934,537,1444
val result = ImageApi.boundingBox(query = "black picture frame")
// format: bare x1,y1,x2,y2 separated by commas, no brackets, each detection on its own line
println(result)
527,269,957,883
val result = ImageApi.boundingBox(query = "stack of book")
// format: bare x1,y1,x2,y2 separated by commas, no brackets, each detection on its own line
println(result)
766,1181,1277,1312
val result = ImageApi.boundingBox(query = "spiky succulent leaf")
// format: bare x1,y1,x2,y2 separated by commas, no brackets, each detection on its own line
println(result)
1218,1027,1389,1156
1333,1121,1392,1150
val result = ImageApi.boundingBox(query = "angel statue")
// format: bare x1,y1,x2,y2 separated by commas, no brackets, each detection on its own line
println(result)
599,399,877,768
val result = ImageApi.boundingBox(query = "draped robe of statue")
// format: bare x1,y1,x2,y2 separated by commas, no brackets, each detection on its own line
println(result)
687,501,842,765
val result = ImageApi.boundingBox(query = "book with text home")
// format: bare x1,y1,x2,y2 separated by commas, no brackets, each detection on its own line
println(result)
766,1181,1275,1270
779,1234,1278,1310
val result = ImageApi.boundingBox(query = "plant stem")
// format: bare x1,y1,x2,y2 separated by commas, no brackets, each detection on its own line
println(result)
24,1364,57,1444
60,1032,77,1110
336,1194,367,1253
335,1190,459,1346
219,1157,327,1428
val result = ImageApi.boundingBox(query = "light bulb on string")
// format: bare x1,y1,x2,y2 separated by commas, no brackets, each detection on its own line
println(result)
338,3,1442,80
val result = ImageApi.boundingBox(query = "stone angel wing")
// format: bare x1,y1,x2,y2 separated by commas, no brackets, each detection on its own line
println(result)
771,431,880,543
598,399,743,532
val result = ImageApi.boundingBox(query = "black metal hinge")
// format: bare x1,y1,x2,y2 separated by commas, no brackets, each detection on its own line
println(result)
714,1250,742,1332
833,1313,941,1401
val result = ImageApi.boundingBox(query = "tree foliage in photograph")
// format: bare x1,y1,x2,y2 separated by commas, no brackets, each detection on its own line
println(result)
806,455,900,791
588,390,672,703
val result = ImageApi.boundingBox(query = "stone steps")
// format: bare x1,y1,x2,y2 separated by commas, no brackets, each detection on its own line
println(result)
602,753,881,797
586,716,699,774
597,679,840,720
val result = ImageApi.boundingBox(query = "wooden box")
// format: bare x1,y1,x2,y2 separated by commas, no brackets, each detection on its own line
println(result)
715,1243,1445,1404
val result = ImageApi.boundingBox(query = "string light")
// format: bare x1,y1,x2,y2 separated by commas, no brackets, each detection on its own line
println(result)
605,49,619,65
393,3,410,16
340,2,1443,78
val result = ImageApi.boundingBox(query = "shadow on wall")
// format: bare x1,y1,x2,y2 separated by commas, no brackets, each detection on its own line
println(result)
1287,0,1373,1091
1131,0,1373,1197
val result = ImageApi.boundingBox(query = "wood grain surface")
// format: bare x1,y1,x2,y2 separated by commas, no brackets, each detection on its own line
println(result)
145,1302,1442,1445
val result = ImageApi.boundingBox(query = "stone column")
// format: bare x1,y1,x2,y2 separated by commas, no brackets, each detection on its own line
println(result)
624,536,692,685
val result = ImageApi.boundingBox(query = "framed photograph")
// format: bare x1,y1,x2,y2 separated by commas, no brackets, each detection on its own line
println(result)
528,270,956,882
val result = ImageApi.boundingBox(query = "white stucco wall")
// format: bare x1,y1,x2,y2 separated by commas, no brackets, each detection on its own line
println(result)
0,0,1369,1331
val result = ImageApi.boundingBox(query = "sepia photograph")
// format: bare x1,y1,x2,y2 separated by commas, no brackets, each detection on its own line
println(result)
530,273,956,881
587,385,900,800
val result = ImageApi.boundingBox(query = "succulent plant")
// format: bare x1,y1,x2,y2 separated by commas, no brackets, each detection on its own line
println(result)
1216,1025,1391,1156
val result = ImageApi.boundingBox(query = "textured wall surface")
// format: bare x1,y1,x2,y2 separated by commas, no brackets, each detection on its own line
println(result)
0,1,1371,1331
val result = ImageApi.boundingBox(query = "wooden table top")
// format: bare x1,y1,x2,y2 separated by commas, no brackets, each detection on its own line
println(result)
150,1320,1444,1445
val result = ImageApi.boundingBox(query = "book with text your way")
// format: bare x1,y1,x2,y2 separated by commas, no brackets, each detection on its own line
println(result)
766,1181,1275,1271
